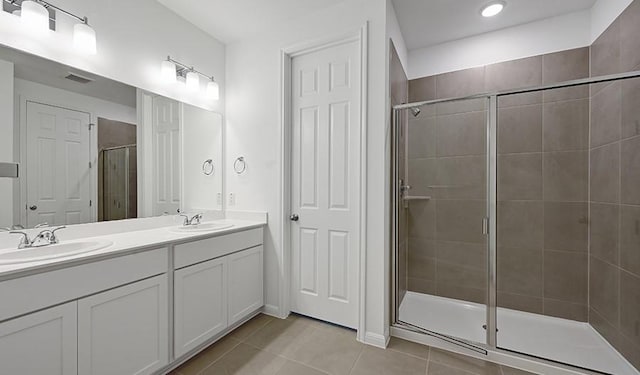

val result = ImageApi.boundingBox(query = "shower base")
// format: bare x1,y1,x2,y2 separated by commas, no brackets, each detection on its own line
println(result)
399,291,638,375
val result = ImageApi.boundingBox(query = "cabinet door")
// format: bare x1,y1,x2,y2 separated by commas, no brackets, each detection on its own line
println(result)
78,275,168,375
0,302,77,375
228,246,264,325
174,258,227,358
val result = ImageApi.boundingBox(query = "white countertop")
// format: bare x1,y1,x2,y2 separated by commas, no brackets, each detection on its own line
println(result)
0,219,266,281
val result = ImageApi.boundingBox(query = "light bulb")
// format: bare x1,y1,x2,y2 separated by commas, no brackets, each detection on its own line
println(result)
21,1,49,33
481,2,505,17
186,71,200,91
206,80,219,100
161,60,177,83
73,23,97,55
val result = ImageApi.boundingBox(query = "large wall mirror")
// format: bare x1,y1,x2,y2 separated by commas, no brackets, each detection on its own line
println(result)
0,45,223,229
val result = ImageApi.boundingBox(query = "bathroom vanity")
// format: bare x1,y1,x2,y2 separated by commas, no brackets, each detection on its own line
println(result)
0,221,265,375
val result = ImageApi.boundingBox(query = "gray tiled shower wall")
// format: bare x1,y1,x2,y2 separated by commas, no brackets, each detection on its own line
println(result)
403,0,640,369
587,0,640,369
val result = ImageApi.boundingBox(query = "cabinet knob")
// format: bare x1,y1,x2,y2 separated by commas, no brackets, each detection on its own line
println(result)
29,205,37,211
290,214,299,222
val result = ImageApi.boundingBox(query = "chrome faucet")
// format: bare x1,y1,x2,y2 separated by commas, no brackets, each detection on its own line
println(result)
10,226,66,249
179,213,203,226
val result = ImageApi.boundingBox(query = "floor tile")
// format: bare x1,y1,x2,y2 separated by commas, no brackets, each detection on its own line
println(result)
429,349,502,375
387,337,430,360
275,360,328,375
350,346,427,375
172,335,241,374
228,314,274,341
244,315,315,357
201,343,286,375
428,361,476,375
285,323,364,375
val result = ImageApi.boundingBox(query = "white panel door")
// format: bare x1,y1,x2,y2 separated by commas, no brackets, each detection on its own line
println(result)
0,302,77,375
78,275,169,375
290,40,361,328
174,258,227,358
228,246,264,325
26,101,91,227
152,96,180,216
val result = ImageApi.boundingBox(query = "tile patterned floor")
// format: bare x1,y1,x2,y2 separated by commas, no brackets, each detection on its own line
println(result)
170,314,535,375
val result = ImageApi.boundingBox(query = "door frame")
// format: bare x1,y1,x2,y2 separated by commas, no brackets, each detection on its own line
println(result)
17,95,96,227
279,23,368,341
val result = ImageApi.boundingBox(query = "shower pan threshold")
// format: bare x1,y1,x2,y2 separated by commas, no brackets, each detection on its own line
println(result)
399,291,638,375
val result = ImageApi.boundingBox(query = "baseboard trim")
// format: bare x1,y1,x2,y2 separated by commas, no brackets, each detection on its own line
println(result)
262,304,283,318
363,331,389,348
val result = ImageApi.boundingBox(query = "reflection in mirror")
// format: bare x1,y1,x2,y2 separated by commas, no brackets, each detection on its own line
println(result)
0,45,223,229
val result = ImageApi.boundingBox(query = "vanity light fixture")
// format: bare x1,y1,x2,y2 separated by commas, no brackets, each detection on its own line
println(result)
161,59,178,83
481,1,505,17
186,71,200,91
5,0,97,54
206,80,220,100
20,0,49,33
161,56,220,100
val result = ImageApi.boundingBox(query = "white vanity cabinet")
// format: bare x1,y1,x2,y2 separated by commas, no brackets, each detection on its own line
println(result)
173,228,264,360
174,258,227,358
228,245,264,325
78,274,169,375
0,225,265,375
0,302,78,375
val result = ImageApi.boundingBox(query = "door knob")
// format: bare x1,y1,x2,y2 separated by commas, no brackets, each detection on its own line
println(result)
290,214,299,222
29,205,37,211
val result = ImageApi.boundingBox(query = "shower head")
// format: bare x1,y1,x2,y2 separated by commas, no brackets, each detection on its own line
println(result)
410,107,421,117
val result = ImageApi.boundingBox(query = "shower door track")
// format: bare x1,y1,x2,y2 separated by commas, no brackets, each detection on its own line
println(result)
395,320,488,355
391,68,640,371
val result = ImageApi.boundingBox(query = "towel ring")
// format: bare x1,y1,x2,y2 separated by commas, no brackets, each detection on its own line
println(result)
234,156,246,174
202,159,214,176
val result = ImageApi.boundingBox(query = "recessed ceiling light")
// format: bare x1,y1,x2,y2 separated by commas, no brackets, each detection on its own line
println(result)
481,1,505,17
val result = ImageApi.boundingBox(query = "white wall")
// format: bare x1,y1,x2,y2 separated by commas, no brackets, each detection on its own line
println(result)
0,0,225,113
225,0,389,345
408,10,592,79
386,0,408,75
0,60,14,228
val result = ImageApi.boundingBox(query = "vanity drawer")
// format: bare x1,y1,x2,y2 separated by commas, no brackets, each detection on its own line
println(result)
0,247,168,322
174,228,263,269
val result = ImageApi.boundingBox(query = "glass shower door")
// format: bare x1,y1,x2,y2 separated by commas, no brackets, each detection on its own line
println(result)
496,79,640,375
394,96,490,352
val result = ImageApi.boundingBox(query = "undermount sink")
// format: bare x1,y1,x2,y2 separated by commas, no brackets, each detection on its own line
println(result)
170,222,234,233
0,240,114,265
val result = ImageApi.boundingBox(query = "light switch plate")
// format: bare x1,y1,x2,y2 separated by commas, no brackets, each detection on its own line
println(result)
0,162,18,178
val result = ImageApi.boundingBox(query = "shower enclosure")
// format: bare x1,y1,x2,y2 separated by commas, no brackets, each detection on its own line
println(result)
392,72,640,375
100,144,137,221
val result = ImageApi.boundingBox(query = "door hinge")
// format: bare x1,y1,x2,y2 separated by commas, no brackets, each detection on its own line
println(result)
89,161,92,168
89,200,92,207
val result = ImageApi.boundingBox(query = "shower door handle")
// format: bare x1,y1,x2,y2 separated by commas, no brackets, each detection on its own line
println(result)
482,217,489,235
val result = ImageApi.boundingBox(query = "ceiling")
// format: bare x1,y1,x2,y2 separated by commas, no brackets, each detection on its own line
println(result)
0,46,136,108
392,0,598,50
157,0,347,44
